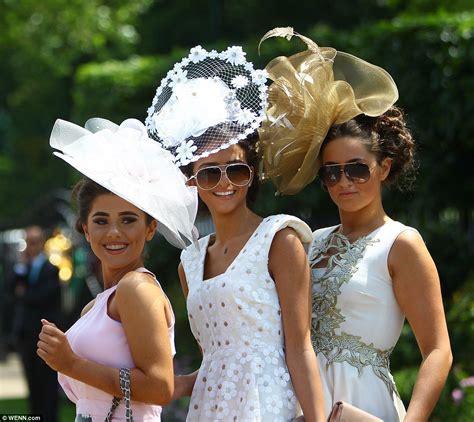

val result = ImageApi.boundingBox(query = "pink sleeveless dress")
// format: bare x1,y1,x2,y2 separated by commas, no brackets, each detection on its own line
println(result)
58,268,175,421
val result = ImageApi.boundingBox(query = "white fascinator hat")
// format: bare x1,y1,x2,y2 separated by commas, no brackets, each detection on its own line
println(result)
145,45,268,166
50,117,198,249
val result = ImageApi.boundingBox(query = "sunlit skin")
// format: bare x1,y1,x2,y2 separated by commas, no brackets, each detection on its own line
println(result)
322,137,392,237
174,144,326,421
320,136,452,422
37,193,176,405
188,144,262,270
82,194,157,288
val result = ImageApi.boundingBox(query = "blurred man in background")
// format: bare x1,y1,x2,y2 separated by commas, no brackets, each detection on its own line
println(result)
12,225,60,421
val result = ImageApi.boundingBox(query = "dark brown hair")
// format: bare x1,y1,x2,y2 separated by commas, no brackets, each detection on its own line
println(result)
71,178,154,233
322,106,416,190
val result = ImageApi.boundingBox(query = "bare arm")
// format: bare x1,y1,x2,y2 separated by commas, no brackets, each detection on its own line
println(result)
390,230,452,422
269,228,326,422
38,272,174,405
172,262,199,400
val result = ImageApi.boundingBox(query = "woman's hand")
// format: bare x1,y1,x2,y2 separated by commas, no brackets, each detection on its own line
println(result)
37,319,77,374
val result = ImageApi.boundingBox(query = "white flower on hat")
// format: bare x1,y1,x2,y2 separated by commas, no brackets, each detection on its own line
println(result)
236,108,256,126
169,68,188,88
225,96,242,119
146,44,269,166
252,69,268,86
153,77,231,148
189,45,207,63
224,46,246,65
175,140,197,165
231,75,249,89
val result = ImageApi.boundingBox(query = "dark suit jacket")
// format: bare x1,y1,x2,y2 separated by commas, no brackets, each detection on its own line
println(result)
14,258,61,336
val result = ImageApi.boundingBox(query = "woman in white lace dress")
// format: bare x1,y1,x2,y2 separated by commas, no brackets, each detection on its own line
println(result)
177,133,325,421
145,45,325,421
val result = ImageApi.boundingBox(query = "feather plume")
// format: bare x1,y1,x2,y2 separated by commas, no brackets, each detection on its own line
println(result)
258,27,295,55
258,27,323,60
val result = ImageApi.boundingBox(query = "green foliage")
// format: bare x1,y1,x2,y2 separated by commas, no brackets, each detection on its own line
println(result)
1,3,473,418
0,0,154,225
391,274,474,418
447,276,474,371
73,52,186,123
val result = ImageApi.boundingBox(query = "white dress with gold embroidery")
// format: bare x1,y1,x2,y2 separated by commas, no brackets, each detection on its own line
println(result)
181,215,312,422
309,220,415,421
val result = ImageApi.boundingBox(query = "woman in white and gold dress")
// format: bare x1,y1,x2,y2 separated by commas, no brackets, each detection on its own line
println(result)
259,28,452,421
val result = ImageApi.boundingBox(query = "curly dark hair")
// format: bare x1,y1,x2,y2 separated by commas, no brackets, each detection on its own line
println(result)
322,106,416,191
181,131,260,206
71,178,154,233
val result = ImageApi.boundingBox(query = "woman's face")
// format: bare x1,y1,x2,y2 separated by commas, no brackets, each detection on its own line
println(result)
320,137,391,213
191,144,252,216
82,193,157,270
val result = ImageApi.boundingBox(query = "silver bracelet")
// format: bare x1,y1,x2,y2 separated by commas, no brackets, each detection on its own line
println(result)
104,368,133,422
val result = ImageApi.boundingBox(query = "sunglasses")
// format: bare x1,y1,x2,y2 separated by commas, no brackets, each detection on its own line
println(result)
318,162,374,188
189,163,253,191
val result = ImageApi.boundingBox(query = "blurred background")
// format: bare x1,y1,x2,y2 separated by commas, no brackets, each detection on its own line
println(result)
0,0,473,420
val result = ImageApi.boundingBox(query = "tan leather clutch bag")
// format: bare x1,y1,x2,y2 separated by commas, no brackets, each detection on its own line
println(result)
327,401,383,422
291,401,383,422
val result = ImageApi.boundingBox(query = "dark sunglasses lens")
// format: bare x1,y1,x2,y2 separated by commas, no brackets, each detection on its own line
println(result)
319,166,341,187
196,167,221,189
346,163,370,183
226,164,251,186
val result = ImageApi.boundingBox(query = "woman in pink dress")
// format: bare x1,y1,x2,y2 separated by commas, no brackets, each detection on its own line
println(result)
36,118,197,421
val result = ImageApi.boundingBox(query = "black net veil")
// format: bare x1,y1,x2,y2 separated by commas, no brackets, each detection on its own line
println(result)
145,46,268,166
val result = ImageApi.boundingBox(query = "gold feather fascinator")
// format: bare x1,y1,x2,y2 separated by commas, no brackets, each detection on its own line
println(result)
258,27,399,195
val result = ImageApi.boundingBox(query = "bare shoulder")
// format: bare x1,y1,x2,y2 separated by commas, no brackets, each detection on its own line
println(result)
389,228,435,276
80,299,96,317
390,229,428,260
269,227,307,269
116,271,166,302
271,227,302,250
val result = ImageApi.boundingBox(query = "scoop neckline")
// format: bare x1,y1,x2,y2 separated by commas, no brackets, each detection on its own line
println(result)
327,219,394,244
200,216,269,282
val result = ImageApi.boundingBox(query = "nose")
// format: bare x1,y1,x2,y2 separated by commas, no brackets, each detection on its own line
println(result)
338,170,354,187
106,223,121,238
217,168,231,187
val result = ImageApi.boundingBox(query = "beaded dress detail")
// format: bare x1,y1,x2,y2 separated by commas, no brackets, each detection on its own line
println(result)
309,221,416,421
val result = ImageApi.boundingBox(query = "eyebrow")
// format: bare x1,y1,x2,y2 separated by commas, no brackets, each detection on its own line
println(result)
91,211,140,217
197,159,245,170
323,158,367,165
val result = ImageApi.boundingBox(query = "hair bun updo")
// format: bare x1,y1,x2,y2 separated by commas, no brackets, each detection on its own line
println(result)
371,106,416,190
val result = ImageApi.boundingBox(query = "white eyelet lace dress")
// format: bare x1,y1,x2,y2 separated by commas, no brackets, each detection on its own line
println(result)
180,214,313,422
309,220,417,421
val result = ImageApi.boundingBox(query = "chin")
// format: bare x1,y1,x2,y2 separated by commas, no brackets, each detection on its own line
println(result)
100,253,138,269
205,195,247,215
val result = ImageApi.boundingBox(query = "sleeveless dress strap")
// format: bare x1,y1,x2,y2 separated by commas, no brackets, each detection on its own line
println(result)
254,214,313,261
